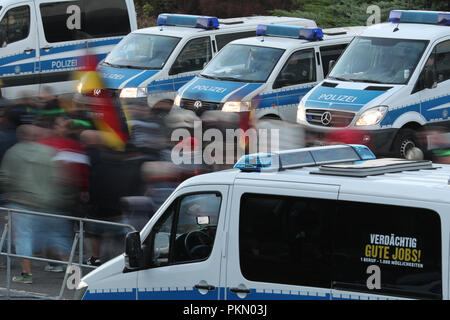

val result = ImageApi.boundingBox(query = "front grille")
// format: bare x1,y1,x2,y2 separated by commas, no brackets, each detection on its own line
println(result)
306,109,355,127
181,99,222,115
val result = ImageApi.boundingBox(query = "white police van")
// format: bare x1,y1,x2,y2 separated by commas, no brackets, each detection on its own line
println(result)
297,10,450,158
172,24,365,122
94,14,318,109
0,0,137,99
76,144,448,300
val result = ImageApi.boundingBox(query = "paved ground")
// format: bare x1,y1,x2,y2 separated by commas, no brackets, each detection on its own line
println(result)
0,236,126,300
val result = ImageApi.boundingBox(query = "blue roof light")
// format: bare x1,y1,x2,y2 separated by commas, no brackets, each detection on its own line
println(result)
256,24,323,41
234,153,279,172
389,10,450,25
157,14,219,30
234,145,377,172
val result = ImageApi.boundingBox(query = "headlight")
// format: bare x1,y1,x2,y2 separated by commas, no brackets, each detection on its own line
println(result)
173,94,182,107
297,98,306,122
73,281,88,300
355,106,388,126
120,87,148,98
222,101,251,113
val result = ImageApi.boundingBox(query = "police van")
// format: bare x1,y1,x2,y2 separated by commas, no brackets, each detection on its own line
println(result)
172,24,365,122
76,144,448,300
0,0,137,99
93,14,318,109
297,10,450,158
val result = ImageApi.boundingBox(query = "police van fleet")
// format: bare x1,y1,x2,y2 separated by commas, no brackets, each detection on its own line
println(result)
93,14,318,109
297,10,450,158
0,0,137,99
76,144,448,300
172,24,365,122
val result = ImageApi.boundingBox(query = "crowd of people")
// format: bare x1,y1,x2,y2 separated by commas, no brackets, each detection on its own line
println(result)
0,87,210,284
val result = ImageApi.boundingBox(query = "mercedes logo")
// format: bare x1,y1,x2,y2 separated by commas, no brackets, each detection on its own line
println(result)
194,101,203,109
321,111,332,126
93,89,102,96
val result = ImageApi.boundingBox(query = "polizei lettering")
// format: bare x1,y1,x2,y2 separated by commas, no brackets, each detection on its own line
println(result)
318,93,357,103
192,85,227,93
51,59,78,69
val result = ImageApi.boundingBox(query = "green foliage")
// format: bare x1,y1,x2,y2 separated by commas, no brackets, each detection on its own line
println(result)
272,0,450,28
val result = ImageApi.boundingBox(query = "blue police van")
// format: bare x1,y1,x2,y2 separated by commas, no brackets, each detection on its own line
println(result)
172,24,364,122
297,10,450,158
0,0,137,99
92,14,317,111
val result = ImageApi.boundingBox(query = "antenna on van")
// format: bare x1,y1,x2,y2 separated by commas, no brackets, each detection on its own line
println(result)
393,23,399,32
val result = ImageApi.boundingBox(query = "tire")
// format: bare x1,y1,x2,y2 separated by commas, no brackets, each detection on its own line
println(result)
392,128,421,158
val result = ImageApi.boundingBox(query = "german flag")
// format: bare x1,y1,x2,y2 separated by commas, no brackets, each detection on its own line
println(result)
75,54,129,151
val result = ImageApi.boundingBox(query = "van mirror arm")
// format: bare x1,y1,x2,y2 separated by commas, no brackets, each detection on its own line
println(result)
124,231,145,271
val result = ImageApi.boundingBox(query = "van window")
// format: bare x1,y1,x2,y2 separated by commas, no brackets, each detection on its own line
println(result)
215,31,256,51
40,0,130,43
239,193,334,288
0,5,30,47
274,49,316,89
169,37,212,75
333,201,442,299
320,44,348,77
146,192,222,267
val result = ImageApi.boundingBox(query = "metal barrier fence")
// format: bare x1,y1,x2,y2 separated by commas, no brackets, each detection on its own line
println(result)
0,206,136,300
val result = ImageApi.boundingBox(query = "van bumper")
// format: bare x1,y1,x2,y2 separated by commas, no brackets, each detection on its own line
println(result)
299,124,398,156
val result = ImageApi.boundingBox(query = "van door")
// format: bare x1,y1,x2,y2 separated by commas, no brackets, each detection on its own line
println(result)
36,0,133,96
270,48,318,122
417,38,450,132
136,185,228,300
225,183,339,300
0,2,40,99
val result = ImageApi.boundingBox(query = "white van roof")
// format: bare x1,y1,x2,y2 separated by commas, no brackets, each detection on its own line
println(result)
178,146,450,204
360,21,450,41
133,16,317,38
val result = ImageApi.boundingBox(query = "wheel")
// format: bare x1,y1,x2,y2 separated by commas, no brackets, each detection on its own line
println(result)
392,128,421,158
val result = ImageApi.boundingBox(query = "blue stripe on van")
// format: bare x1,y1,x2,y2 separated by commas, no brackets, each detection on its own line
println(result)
0,61,36,75
227,83,263,101
0,51,36,67
125,70,159,87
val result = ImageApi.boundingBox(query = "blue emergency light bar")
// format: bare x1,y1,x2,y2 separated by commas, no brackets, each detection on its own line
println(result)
157,14,220,30
234,144,376,172
389,10,450,26
256,24,323,41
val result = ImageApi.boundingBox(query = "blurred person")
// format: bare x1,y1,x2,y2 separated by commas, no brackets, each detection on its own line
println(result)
80,130,142,266
422,126,450,164
0,106,20,164
36,116,90,272
0,124,69,283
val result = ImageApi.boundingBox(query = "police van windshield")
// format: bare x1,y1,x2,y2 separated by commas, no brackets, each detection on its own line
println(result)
201,44,285,83
104,33,181,70
329,37,428,85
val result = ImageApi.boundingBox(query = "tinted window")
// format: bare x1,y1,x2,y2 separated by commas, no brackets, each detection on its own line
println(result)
333,201,442,299
320,44,348,77
146,193,222,267
0,5,30,47
170,37,212,75
274,49,316,89
215,31,255,51
40,0,130,43
239,193,334,288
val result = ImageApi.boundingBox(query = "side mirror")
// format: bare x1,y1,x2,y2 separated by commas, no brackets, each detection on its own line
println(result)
424,68,436,89
328,60,336,73
124,231,144,270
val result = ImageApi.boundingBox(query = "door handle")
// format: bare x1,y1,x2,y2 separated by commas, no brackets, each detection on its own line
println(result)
42,46,53,52
229,287,251,294
24,48,34,54
194,283,216,291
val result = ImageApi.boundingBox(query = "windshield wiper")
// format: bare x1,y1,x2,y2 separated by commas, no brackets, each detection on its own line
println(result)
328,76,354,82
200,74,220,80
350,79,385,84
